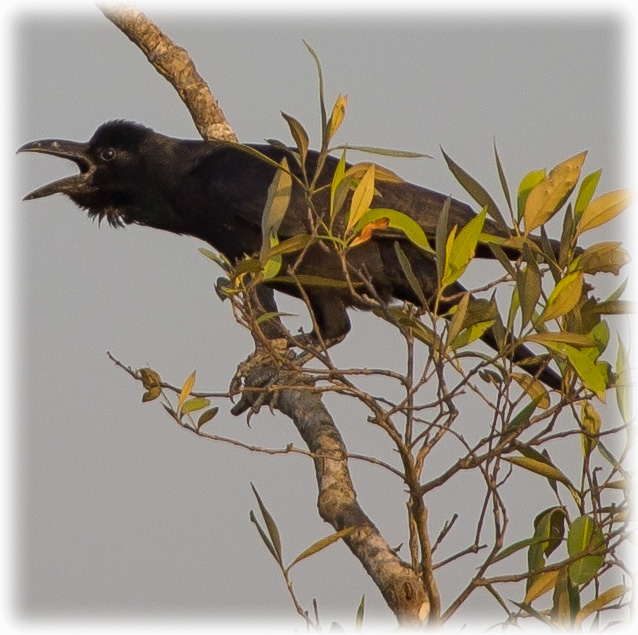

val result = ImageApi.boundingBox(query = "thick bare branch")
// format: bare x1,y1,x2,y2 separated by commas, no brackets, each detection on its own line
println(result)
98,6,431,625
99,4,237,142
239,363,430,626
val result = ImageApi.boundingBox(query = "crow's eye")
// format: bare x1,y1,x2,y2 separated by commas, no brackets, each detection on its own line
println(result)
100,147,117,161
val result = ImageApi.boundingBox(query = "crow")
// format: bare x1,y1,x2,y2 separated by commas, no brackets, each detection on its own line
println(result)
19,120,562,389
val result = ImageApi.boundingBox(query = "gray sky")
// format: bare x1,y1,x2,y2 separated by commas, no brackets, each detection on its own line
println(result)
8,1,632,632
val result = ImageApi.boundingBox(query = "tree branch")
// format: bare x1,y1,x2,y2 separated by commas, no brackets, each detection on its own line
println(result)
239,363,430,626
98,5,431,626
99,4,237,142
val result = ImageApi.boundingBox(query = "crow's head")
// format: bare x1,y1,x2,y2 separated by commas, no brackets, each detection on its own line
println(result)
19,121,156,227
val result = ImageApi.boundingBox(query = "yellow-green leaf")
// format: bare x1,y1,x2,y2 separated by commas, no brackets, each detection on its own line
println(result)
447,292,470,347
574,169,602,217
567,515,605,585
178,370,196,412
615,336,632,424
346,164,375,232
512,374,550,409
260,157,292,261
286,527,355,572
524,569,559,604
142,386,162,402
351,208,433,251
330,149,347,220
517,169,546,222
281,112,309,164
538,272,583,324
572,241,630,276
139,367,162,390
504,456,575,489
326,93,347,142
576,189,632,237
564,345,608,395
580,402,601,458
574,585,629,627
525,332,596,348
552,567,575,628
250,484,283,565
524,152,587,234
443,207,487,287
181,397,210,414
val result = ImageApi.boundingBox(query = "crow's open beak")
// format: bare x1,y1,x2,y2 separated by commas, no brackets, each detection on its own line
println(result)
18,139,94,200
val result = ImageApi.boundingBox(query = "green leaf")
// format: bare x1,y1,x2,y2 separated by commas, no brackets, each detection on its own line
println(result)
346,164,376,232
250,484,283,566
281,112,309,165
567,516,605,585
574,169,602,218
493,535,550,564
488,243,517,277
199,247,227,269
447,292,470,347
436,196,451,284
517,169,546,222
564,345,608,395
525,332,596,349
275,274,361,289
261,234,313,263
504,456,575,490
450,320,494,351
256,310,297,325
233,258,263,279
506,395,544,431
197,407,219,429
615,336,632,424
517,259,541,329
535,506,567,559
394,241,426,305
261,157,292,261
303,40,327,137
286,527,355,572
355,595,365,631
262,232,282,281
441,148,507,229
330,148,347,220
580,402,601,458
249,510,281,566
523,152,587,234
576,189,632,237
331,144,431,158
181,397,210,414
351,208,433,251
441,207,487,288
538,272,583,324
493,140,513,213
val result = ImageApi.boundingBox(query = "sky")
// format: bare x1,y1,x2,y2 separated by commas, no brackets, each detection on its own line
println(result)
4,1,635,633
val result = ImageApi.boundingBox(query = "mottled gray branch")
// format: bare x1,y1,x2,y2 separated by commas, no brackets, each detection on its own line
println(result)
99,4,237,142
239,364,430,626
